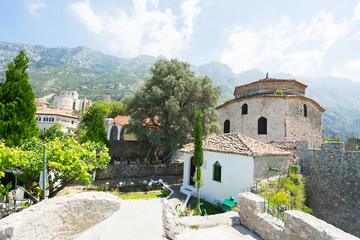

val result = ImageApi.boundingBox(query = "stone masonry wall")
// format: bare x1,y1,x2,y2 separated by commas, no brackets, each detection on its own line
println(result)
97,162,183,180
237,192,359,240
297,141,360,237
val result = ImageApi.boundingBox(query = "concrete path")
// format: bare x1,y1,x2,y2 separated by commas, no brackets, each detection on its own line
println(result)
177,225,262,240
75,198,165,240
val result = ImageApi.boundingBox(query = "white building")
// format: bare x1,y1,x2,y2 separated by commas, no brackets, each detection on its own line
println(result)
179,133,289,204
53,89,91,112
104,116,137,141
36,107,80,133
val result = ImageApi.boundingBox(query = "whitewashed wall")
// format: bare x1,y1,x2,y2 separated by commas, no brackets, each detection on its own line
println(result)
182,151,254,204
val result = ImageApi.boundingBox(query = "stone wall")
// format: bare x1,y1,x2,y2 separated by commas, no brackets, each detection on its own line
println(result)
216,95,323,143
0,192,122,240
297,140,360,237
253,155,289,180
237,192,358,240
109,140,145,160
97,162,183,180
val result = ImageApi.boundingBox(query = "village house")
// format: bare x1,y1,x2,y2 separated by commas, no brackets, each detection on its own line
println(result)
35,107,79,133
104,116,137,141
216,76,325,143
179,133,289,204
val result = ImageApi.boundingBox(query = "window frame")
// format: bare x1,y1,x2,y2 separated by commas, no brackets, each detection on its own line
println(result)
258,117,267,135
213,161,222,182
242,103,248,115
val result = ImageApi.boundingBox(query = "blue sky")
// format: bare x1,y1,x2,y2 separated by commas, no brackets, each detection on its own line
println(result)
1,0,360,82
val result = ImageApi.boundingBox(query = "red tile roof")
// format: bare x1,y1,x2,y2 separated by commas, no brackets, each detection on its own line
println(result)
109,116,130,125
179,132,290,157
36,107,79,119
269,140,297,149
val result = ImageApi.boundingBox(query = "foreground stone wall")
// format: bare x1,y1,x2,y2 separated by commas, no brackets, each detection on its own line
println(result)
97,162,183,180
297,141,360,237
0,192,122,240
237,192,358,240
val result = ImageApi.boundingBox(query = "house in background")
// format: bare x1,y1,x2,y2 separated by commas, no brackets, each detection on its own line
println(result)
35,107,79,133
216,77,325,143
104,116,137,141
179,132,289,204
35,99,51,108
53,89,91,112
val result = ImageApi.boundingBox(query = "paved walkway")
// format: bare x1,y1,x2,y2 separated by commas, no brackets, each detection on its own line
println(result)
177,225,262,240
75,198,165,240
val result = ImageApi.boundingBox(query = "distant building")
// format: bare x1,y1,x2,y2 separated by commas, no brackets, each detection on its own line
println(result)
35,99,51,108
104,92,111,103
104,116,137,141
53,89,91,112
216,77,325,143
35,107,79,133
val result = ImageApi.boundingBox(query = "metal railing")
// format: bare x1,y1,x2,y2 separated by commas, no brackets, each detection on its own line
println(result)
263,201,293,221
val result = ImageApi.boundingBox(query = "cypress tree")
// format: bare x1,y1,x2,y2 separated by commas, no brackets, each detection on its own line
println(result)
0,50,38,146
193,109,204,207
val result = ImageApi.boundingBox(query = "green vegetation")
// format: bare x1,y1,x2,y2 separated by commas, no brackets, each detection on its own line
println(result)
114,191,163,199
184,199,223,216
193,110,204,207
38,122,65,142
259,174,312,214
190,225,200,230
0,137,110,200
0,50,38,147
275,89,283,95
127,58,220,157
323,137,341,142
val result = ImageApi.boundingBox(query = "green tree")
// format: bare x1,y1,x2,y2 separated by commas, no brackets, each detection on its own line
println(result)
38,122,65,142
0,50,38,146
81,109,110,148
127,58,220,156
193,110,204,207
0,137,110,200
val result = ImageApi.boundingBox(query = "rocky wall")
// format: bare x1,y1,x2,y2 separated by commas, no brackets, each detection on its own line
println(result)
0,192,122,240
237,192,358,240
297,140,360,237
97,162,184,180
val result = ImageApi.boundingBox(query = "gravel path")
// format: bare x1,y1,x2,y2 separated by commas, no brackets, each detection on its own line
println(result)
75,198,165,240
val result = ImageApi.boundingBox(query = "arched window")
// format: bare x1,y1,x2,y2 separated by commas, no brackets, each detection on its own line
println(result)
258,117,267,135
110,126,118,141
224,120,230,133
242,104,248,115
213,161,222,182
303,104,307,117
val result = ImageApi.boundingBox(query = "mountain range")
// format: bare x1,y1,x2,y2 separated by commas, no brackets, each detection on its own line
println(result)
0,40,359,138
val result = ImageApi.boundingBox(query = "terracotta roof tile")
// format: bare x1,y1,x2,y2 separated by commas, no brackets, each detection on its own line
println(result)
36,107,79,119
179,132,290,157
109,116,130,125
269,140,297,150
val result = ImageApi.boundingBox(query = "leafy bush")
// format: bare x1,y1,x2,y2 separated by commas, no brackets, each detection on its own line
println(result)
268,191,289,205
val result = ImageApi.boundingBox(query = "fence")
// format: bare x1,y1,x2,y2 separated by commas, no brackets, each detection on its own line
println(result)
263,201,293,221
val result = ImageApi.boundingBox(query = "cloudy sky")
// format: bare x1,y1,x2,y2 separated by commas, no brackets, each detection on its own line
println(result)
1,0,360,82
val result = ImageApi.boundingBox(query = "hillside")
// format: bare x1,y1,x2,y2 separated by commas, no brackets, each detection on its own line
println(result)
0,40,359,137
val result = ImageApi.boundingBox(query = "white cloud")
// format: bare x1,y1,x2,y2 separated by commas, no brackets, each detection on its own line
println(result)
354,2,360,20
220,10,349,75
27,0,46,17
331,59,360,82
68,0,201,58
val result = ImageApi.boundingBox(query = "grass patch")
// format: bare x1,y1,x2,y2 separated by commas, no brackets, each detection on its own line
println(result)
190,224,200,230
184,199,223,216
114,191,162,199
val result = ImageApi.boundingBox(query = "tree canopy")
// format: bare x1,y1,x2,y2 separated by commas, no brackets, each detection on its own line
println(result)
127,58,220,156
0,50,38,146
0,137,110,199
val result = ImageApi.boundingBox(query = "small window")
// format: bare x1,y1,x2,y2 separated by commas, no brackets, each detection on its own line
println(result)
44,127,46,130
303,104,307,117
213,161,222,182
71,120,74,124
242,104,248,115
39,117,41,121
224,120,230,133
258,117,267,135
